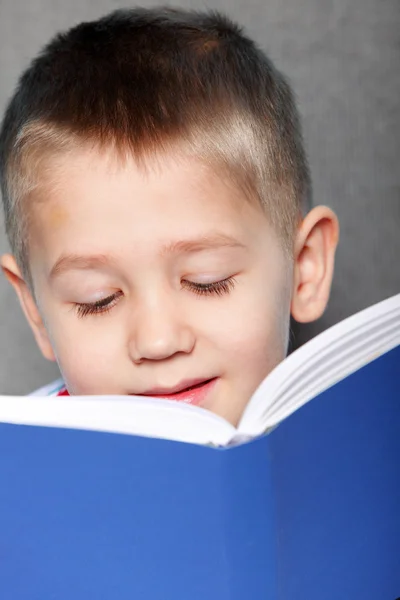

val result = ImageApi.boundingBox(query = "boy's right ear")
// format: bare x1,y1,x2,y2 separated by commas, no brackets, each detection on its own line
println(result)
1,254,56,362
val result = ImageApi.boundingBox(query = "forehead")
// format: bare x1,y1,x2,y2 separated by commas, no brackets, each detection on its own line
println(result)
24,146,286,292
26,146,284,282
30,146,265,232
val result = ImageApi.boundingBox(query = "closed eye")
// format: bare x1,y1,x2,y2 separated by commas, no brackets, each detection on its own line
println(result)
73,276,236,318
74,291,123,318
182,277,236,296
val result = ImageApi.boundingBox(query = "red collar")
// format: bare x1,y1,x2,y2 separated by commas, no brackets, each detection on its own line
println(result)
57,388,70,396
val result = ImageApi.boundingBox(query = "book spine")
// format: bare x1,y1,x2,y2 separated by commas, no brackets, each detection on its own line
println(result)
220,435,278,598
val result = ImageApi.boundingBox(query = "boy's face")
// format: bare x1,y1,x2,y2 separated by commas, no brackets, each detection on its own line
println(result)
12,148,294,425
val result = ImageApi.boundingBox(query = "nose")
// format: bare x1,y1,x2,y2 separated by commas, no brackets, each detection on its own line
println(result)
128,291,195,363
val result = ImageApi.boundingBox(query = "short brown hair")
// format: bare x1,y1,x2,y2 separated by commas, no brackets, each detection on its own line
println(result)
0,7,311,282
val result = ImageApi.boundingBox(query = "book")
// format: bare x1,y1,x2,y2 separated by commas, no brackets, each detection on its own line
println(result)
0,293,399,599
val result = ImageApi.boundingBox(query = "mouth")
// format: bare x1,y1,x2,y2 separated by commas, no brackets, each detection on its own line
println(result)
136,378,218,406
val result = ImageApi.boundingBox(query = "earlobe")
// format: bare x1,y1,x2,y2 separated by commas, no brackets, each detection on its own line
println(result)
291,206,339,323
0,254,56,362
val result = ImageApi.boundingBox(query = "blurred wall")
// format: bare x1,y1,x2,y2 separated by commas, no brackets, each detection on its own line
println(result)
0,0,399,393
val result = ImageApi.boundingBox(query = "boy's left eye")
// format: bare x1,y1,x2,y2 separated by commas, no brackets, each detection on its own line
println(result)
182,277,236,296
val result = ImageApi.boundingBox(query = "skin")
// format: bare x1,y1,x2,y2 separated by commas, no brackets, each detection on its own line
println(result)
1,147,339,426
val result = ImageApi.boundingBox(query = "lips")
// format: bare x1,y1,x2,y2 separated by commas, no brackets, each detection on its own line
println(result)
137,378,217,406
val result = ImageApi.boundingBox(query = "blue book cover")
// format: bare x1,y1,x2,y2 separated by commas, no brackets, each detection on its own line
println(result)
0,297,399,599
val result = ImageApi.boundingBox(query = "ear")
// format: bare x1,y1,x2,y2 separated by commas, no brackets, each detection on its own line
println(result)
291,206,339,323
1,254,56,361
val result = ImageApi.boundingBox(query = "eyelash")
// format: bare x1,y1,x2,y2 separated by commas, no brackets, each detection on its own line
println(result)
75,292,122,318
74,277,236,318
182,277,236,297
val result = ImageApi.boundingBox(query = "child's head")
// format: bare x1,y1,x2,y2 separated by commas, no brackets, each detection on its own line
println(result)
0,7,338,424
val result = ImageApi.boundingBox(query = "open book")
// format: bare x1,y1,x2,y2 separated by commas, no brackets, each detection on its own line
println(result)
1,292,399,446
1,293,399,599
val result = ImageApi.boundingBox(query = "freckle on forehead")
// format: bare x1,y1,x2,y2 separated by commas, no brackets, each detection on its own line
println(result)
47,205,69,228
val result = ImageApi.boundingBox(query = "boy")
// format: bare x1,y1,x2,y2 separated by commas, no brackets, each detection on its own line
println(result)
0,7,338,426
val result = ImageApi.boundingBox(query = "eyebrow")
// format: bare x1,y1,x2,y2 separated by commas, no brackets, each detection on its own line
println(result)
49,234,246,280
159,233,246,256
49,254,116,280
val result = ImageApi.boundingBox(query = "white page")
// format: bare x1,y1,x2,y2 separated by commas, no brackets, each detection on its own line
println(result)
0,394,237,447
266,320,400,422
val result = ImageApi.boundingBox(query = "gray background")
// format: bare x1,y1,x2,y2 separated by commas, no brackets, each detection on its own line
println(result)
0,0,399,394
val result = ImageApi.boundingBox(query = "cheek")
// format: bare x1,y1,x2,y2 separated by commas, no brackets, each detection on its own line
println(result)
44,317,124,393
216,282,289,342
205,281,291,373
225,314,286,370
